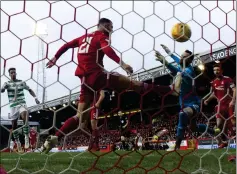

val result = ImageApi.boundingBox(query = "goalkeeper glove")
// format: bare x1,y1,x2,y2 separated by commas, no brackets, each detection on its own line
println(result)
155,51,165,62
161,44,172,56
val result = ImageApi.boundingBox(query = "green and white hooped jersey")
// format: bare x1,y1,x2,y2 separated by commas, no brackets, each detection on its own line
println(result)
4,80,30,108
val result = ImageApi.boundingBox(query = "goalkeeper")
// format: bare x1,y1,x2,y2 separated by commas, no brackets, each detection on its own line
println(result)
155,45,219,151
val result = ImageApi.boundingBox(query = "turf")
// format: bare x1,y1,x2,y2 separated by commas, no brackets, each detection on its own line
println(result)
0,149,236,174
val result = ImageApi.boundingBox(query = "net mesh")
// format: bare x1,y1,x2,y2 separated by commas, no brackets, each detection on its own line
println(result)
0,1,236,174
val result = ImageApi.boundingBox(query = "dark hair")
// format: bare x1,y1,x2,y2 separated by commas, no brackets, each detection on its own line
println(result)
8,67,16,73
98,18,112,27
185,50,194,61
213,63,222,69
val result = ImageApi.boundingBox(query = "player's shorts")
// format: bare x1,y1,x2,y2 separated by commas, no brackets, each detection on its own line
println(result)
215,104,234,119
9,104,28,120
78,71,120,103
183,103,200,115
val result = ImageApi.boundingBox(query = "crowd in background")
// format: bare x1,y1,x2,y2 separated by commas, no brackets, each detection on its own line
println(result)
34,111,218,150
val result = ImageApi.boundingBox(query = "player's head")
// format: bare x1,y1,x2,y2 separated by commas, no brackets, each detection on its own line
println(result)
180,50,194,67
98,18,113,33
213,64,223,77
8,67,16,80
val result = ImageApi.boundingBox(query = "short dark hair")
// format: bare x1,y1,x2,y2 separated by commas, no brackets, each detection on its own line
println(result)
98,18,112,26
185,50,194,61
8,67,16,73
213,63,222,69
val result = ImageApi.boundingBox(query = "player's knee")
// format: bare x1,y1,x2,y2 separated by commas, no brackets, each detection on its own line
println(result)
183,107,193,116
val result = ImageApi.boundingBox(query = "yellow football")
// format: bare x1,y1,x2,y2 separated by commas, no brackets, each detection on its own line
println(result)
171,23,191,42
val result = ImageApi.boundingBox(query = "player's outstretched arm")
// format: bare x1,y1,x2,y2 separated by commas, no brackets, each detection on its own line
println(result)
24,82,40,104
1,82,8,93
95,90,105,108
161,44,180,64
99,35,133,74
204,87,215,105
46,38,79,68
155,51,179,75
229,80,236,106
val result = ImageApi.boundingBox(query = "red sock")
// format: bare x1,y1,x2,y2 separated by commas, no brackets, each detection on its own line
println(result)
55,116,79,139
93,129,99,143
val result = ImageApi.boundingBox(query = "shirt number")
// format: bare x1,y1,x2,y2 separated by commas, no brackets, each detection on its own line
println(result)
78,36,93,54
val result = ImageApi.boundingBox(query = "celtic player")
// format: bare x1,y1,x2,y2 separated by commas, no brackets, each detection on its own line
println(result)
1,67,40,152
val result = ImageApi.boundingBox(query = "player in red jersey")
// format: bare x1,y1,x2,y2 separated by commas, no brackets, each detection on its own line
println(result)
204,64,236,148
43,18,178,153
29,127,37,150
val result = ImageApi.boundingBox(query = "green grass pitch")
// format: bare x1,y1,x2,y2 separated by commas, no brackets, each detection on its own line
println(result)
0,149,236,174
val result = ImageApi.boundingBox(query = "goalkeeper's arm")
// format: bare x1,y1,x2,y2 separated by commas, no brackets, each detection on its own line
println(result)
155,51,180,74
160,44,180,64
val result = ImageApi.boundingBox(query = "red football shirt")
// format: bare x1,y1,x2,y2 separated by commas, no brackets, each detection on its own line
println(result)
211,76,235,104
30,129,37,144
55,31,121,77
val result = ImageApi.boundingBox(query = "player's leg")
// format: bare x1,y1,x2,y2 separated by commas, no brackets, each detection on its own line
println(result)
88,106,100,151
19,105,30,149
54,77,95,140
11,119,23,152
117,74,174,95
171,110,189,150
121,136,126,150
10,106,23,153
216,117,229,148
188,105,218,138
215,105,229,148
95,72,174,97
55,115,79,140
228,105,235,136
42,103,91,154
171,106,216,151
42,84,93,154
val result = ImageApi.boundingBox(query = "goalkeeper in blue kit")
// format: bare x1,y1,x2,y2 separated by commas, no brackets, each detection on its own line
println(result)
155,45,220,151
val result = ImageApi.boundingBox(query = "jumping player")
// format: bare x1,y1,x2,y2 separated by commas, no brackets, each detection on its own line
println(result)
44,18,178,153
155,45,219,151
204,64,236,148
1,67,40,152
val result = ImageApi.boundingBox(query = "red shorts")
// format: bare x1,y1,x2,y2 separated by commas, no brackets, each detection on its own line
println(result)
79,71,120,103
215,104,234,119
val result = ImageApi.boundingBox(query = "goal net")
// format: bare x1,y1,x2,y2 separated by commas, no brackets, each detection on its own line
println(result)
1,1,236,174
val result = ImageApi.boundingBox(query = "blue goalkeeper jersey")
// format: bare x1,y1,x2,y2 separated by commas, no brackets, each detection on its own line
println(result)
166,54,201,108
